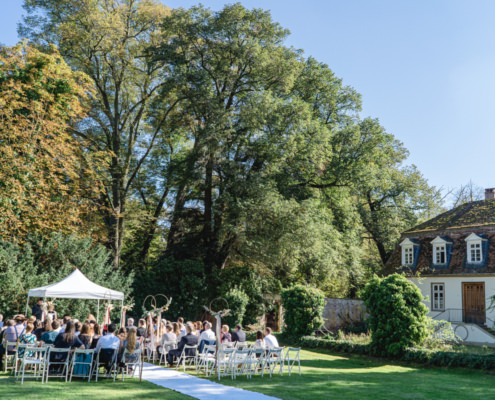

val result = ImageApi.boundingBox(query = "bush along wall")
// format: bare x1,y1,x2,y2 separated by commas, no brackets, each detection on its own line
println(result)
296,335,495,370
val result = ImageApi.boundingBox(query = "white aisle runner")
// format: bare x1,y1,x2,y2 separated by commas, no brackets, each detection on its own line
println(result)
141,362,281,400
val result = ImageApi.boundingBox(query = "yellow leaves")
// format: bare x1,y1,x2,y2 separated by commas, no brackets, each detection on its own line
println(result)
0,42,103,242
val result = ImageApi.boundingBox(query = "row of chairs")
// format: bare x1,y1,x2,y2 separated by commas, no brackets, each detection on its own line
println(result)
4,342,143,385
176,343,301,380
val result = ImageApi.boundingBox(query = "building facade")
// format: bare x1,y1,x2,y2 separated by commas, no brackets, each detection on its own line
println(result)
387,190,495,329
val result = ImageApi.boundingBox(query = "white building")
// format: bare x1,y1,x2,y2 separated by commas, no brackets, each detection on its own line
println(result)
387,189,495,345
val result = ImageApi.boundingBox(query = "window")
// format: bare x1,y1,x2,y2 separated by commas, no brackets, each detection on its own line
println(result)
400,238,418,267
431,283,445,311
465,233,484,264
434,245,446,264
431,236,450,266
404,247,413,265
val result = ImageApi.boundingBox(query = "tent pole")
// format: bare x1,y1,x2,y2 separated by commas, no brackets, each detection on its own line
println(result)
97,299,100,324
25,296,30,317
120,299,124,328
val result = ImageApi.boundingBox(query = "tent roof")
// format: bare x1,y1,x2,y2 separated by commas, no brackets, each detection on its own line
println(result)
27,268,124,300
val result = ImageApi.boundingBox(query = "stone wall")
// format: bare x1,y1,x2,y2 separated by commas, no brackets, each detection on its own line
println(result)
322,298,366,331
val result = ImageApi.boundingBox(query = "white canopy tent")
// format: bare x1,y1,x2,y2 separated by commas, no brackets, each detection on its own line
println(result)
26,268,125,325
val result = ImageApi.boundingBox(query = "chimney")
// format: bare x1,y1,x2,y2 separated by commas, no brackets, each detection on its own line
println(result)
485,188,495,200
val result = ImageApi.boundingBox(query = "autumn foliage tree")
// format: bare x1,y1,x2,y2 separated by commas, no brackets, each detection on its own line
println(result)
0,43,101,241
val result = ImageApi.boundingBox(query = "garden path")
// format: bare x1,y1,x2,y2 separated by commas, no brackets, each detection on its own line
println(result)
141,362,281,400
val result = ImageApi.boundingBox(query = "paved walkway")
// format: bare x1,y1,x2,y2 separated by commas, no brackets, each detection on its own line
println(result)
141,362,280,400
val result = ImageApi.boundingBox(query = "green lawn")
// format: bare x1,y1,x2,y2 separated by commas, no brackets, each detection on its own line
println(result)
0,373,192,400
192,348,495,400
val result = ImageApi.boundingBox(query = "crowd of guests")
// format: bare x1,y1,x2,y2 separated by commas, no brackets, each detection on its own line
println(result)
0,300,281,370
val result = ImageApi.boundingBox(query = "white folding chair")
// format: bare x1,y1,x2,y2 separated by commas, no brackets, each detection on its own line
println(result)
285,347,301,376
158,340,176,365
232,348,251,378
176,344,198,372
16,345,48,385
45,347,71,382
235,341,250,350
213,347,235,380
93,348,118,382
196,344,216,375
119,347,143,381
3,340,17,373
245,348,266,378
266,347,284,377
69,349,95,382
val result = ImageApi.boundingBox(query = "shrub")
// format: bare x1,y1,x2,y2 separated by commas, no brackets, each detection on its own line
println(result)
281,284,325,337
221,287,249,328
0,234,134,320
361,274,428,356
134,257,206,321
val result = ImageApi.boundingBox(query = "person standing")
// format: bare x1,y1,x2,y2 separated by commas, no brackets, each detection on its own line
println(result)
31,299,44,321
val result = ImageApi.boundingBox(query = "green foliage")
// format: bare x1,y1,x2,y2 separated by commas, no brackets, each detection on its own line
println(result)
213,265,277,325
281,284,325,337
0,234,133,319
134,257,206,321
361,274,429,356
220,288,249,328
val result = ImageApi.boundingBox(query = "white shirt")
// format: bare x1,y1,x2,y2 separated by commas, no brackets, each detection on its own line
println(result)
199,329,216,342
264,334,279,349
95,333,121,351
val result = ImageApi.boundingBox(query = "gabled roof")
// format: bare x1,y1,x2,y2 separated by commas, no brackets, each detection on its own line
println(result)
406,199,495,234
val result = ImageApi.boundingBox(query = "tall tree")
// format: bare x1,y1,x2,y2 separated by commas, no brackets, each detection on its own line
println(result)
20,0,174,268
0,42,101,240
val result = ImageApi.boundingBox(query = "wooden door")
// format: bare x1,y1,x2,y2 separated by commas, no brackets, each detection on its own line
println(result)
462,282,485,324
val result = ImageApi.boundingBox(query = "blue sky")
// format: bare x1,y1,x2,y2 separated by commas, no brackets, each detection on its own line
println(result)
3,1,495,193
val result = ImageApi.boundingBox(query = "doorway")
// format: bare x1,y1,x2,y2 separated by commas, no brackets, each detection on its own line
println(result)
462,282,486,324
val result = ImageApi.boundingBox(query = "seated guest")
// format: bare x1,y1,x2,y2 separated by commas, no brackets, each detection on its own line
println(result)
59,315,72,333
18,322,37,358
158,324,177,355
177,317,186,335
0,320,15,370
33,320,44,340
78,322,93,349
90,323,102,349
221,325,231,343
41,320,60,345
196,321,203,334
136,319,146,338
120,327,140,364
172,322,181,338
95,323,120,372
199,322,215,342
117,327,127,344
254,330,265,349
264,327,279,349
86,314,96,323
231,324,246,342
167,322,198,366
53,319,62,333
54,320,84,350
74,321,82,336
0,314,3,329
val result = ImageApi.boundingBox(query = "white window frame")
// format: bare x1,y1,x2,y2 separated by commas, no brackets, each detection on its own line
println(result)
431,236,449,265
465,233,484,264
400,238,417,267
431,283,445,311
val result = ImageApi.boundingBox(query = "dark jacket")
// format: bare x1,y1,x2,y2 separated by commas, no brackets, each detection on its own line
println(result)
232,329,246,342
32,304,43,321
177,333,199,356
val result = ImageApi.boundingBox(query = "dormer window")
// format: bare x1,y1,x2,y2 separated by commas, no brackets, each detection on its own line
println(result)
431,236,450,265
465,233,485,264
400,238,419,267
